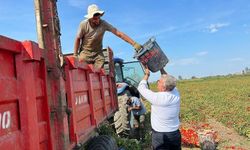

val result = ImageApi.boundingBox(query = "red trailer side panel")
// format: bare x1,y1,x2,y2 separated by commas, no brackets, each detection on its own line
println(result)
0,35,118,150
0,36,52,150
65,56,118,146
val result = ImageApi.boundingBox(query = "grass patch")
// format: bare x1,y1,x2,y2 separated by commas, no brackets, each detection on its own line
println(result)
95,74,250,150
175,74,250,138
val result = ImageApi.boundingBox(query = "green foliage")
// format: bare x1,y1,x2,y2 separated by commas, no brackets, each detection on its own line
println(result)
116,138,141,150
98,123,142,149
95,74,250,150
98,122,116,137
97,114,152,150
149,75,250,138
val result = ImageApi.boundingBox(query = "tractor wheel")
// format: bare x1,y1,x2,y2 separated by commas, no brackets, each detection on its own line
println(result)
113,90,131,137
87,135,118,150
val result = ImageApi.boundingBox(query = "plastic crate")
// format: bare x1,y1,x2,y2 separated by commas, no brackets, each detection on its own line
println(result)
134,37,169,72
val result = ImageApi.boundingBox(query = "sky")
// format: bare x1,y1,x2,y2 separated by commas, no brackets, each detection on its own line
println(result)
1,0,250,81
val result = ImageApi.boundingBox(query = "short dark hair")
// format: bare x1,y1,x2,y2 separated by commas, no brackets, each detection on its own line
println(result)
93,13,101,17
126,97,132,105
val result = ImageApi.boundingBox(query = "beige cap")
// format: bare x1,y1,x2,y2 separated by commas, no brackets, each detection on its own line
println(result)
84,4,104,19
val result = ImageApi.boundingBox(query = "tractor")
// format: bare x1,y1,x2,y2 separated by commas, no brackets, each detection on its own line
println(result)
112,58,145,137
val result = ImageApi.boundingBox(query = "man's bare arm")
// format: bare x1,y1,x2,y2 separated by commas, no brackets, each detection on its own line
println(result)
111,28,142,51
111,28,135,45
73,37,81,56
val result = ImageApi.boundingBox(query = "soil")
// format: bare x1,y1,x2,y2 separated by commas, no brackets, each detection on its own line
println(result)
182,118,250,150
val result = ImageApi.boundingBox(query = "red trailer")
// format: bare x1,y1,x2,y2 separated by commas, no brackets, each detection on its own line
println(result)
0,35,118,150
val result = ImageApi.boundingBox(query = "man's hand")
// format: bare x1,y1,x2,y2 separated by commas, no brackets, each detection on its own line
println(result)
133,42,142,52
128,106,133,112
143,66,150,80
145,67,150,76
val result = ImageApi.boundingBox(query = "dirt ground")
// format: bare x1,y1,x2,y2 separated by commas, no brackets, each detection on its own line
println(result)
182,118,250,150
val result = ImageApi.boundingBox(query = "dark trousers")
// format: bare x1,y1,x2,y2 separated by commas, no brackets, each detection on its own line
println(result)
132,115,145,140
152,129,181,150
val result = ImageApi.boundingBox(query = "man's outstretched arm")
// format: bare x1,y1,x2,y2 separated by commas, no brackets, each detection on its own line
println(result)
111,28,142,51
73,37,81,56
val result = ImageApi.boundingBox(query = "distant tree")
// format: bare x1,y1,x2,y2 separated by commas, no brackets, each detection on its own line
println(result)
191,76,197,79
178,75,183,80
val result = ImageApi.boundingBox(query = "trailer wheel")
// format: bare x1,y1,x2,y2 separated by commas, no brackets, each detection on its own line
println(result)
113,90,131,137
87,135,118,150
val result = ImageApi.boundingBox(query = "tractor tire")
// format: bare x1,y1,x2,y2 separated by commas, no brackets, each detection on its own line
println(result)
113,90,131,137
87,135,118,150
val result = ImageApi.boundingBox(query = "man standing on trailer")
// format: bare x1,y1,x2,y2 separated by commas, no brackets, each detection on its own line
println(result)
73,4,142,68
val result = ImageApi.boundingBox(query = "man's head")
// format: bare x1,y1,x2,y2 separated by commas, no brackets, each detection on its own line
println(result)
157,74,177,91
126,97,132,106
85,4,104,26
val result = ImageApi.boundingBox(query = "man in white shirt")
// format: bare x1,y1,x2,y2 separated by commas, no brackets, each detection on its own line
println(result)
138,68,181,150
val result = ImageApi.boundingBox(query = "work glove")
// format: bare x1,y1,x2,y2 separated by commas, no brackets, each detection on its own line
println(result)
133,42,142,52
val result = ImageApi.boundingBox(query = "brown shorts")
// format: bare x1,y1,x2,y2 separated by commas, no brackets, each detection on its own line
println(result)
79,50,105,68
